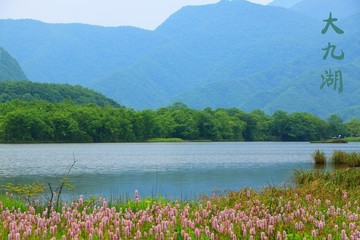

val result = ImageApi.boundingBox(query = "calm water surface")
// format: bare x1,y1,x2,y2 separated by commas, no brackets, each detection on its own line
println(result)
0,142,359,199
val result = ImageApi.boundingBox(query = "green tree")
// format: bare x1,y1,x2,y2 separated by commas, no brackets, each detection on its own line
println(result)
230,109,254,141
197,109,220,141
249,109,272,141
287,112,326,141
346,118,360,137
171,109,199,140
2,108,53,142
155,108,177,138
214,109,245,141
327,114,347,138
50,112,82,142
132,110,160,141
270,110,290,141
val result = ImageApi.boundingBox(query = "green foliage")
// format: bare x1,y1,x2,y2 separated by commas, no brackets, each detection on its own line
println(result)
0,194,28,212
0,81,119,107
0,100,356,143
345,118,360,137
286,112,326,141
327,114,348,138
1,182,45,206
2,161,76,213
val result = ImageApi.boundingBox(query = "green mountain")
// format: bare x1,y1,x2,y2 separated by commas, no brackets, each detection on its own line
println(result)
0,47,28,81
0,81,120,107
92,1,323,109
0,0,359,119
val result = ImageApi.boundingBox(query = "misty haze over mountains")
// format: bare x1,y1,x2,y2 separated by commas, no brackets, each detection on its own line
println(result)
0,0,359,119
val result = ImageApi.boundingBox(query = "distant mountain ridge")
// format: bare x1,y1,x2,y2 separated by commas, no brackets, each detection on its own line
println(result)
0,0,359,119
0,47,28,81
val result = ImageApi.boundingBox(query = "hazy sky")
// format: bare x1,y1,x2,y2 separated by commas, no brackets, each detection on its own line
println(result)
0,0,272,30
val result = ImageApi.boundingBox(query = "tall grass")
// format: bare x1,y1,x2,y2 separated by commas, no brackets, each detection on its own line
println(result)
292,168,360,191
311,149,326,165
331,150,360,167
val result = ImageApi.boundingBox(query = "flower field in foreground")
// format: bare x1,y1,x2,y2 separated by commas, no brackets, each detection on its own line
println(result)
1,187,359,240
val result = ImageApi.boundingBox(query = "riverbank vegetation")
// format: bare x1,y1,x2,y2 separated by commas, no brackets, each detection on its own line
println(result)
1,168,359,239
331,150,360,167
0,100,359,143
345,136,360,142
310,139,348,143
312,150,360,167
311,149,327,165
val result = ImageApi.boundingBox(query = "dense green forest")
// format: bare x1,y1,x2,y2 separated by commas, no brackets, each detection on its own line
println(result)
0,81,119,107
0,101,359,143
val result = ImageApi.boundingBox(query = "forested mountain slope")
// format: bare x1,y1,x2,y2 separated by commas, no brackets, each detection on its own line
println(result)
0,0,359,118
0,81,120,107
0,47,28,81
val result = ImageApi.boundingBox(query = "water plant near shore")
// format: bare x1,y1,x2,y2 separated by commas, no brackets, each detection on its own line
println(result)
310,149,360,168
1,180,359,239
331,150,360,167
311,149,327,166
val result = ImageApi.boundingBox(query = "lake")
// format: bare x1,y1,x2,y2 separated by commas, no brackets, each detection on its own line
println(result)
0,142,359,200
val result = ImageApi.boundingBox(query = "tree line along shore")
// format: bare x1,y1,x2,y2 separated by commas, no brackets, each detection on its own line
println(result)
0,100,359,143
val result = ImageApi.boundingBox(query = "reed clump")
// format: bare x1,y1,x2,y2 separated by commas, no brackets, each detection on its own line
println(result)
292,168,360,192
311,149,327,165
331,150,360,167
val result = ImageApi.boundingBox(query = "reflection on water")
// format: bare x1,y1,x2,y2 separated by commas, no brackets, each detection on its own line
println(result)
0,142,359,199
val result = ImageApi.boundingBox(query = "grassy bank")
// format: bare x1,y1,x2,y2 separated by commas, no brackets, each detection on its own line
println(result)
310,139,348,143
147,138,184,142
1,169,359,239
344,136,360,142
